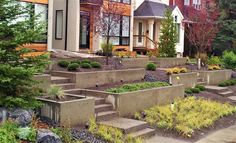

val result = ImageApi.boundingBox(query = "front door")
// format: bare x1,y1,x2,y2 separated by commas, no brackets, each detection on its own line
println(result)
137,22,144,46
80,12,90,49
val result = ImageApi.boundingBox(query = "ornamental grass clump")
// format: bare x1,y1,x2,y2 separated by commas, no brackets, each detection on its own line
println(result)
106,81,170,93
137,97,236,137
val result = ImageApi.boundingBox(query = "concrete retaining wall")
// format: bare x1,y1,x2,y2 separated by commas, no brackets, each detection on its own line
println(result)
39,96,94,127
108,85,185,117
121,57,149,68
52,68,145,88
151,57,187,68
169,72,197,88
196,70,232,85
33,74,51,91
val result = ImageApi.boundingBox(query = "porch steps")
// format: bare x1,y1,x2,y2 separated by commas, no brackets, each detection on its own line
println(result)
96,111,118,122
99,117,155,138
228,96,236,103
95,104,113,113
205,86,233,97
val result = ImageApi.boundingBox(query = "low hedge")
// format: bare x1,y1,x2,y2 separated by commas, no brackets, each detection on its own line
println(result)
185,85,206,94
146,63,156,71
58,60,70,68
219,79,236,87
106,81,170,93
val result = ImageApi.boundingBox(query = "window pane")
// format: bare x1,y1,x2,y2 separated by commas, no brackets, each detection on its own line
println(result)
123,0,130,4
109,14,120,36
176,24,180,43
56,10,63,39
184,0,190,5
121,37,129,45
122,16,130,37
35,4,47,43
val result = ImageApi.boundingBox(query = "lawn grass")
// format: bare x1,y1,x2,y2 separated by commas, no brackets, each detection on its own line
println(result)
135,97,236,137
106,81,170,93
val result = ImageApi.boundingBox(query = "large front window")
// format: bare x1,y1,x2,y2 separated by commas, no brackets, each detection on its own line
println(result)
104,14,130,46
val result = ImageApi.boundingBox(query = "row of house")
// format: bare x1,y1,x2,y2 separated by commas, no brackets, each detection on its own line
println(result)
20,0,213,57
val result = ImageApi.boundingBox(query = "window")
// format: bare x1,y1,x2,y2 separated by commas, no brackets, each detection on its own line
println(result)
110,0,130,4
35,4,47,43
104,14,130,46
176,24,180,43
184,0,190,5
193,0,201,10
55,10,63,39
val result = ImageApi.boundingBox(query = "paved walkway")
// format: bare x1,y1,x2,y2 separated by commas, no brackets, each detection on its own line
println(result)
145,124,236,143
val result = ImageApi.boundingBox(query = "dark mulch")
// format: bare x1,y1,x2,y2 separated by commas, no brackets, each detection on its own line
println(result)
146,69,169,82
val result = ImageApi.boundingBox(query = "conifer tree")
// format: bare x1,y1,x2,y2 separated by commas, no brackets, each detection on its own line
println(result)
0,0,49,109
158,9,177,57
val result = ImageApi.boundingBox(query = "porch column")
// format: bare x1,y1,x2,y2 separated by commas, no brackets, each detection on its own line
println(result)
148,19,154,49
66,0,80,51
47,0,54,51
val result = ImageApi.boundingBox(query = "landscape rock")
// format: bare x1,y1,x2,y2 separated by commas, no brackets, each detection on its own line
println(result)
72,129,107,143
8,108,33,127
231,71,236,78
37,129,62,143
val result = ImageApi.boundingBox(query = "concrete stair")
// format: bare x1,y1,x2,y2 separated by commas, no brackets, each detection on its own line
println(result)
228,96,236,103
51,76,71,84
55,83,76,90
99,117,155,138
205,86,234,97
196,78,207,85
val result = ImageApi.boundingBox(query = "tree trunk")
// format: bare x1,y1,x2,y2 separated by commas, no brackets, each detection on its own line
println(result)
197,51,201,70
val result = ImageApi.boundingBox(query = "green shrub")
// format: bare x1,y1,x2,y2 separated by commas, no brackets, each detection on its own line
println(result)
106,82,170,93
191,88,201,93
142,97,236,137
0,122,18,143
52,128,74,143
146,63,157,71
222,51,236,70
81,59,91,64
58,60,70,68
91,62,102,69
18,127,36,142
81,63,92,69
185,88,193,94
71,60,81,65
195,85,206,91
67,63,79,71
207,56,222,66
218,79,236,87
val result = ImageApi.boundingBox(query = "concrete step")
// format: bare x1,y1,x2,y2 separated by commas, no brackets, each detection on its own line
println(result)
99,118,148,134
228,96,236,103
96,111,118,122
94,98,106,105
129,128,155,139
95,104,113,113
205,86,229,94
51,76,71,84
196,81,207,85
219,90,234,97
56,83,76,90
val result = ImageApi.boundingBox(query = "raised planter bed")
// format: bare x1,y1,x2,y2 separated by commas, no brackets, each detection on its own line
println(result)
51,68,145,88
169,72,198,88
195,70,232,85
65,84,185,118
151,57,187,68
38,95,94,127
121,57,149,69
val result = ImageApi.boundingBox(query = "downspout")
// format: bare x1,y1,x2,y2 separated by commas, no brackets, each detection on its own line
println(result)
65,0,69,51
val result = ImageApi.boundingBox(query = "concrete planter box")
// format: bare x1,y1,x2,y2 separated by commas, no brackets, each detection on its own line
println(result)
33,74,51,91
151,57,187,68
195,70,232,85
169,72,197,88
52,68,145,88
121,57,149,68
38,95,95,127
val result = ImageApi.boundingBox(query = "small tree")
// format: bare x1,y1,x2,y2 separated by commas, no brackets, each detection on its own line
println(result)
93,1,128,64
158,9,177,57
185,6,219,69
0,0,49,109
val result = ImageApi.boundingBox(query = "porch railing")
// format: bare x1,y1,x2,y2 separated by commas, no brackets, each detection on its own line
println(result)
133,35,158,52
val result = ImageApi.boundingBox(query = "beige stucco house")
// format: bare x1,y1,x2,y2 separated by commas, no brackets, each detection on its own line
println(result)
133,0,185,57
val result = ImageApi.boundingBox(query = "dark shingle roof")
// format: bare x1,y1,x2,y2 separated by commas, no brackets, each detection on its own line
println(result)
134,0,176,18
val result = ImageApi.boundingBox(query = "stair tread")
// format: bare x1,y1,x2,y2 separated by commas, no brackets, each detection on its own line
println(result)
219,91,233,94
97,111,117,116
95,104,112,108
51,76,70,80
56,83,75,86
129,128,155,138
205,86,228,90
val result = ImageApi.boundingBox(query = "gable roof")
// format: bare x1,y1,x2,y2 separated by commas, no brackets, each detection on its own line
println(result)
134,0,176,18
